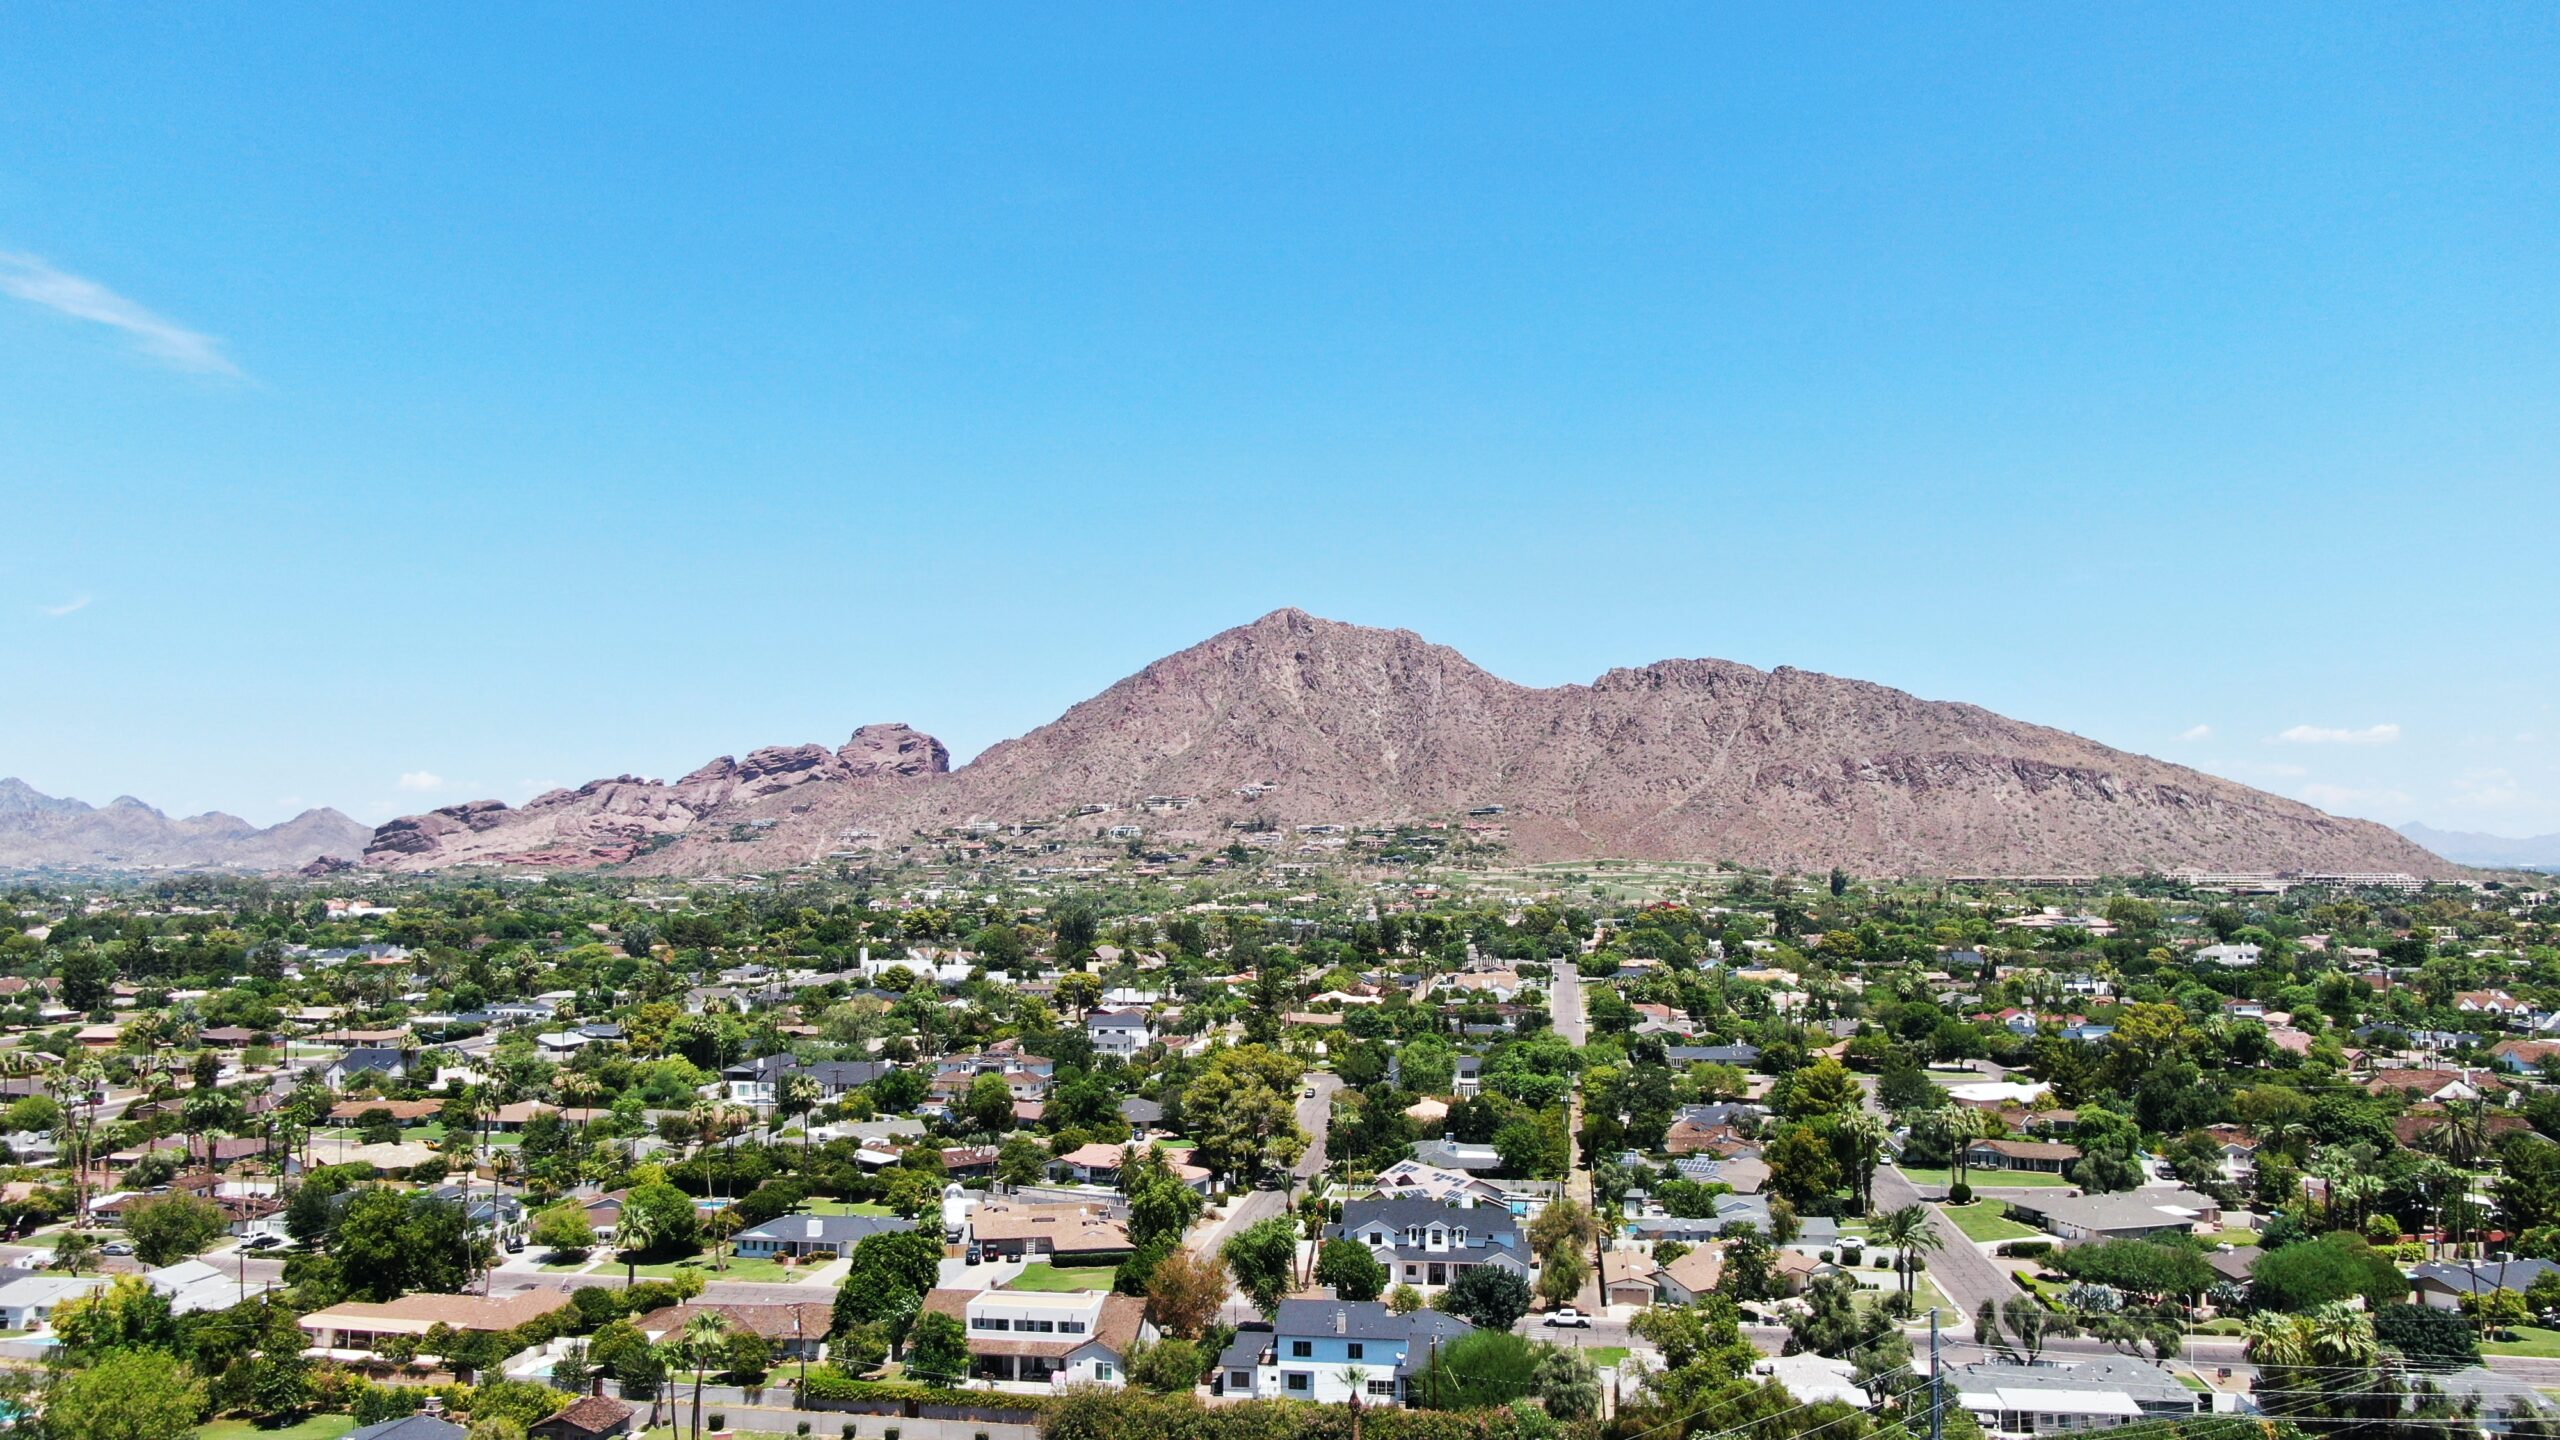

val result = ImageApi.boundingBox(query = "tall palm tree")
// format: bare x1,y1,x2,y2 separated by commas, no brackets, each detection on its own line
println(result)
617,1196,664,1289
1839,1111,1890,1214
679,1311,730,1440
1872,1204,1942,1303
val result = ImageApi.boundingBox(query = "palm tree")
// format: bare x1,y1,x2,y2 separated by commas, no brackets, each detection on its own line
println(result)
617,1195,663,1289
778,1072,823,1154
1946,1106,1997,1193
679,1311,730,1440
1838,1111,1890,1214
1872,1204,1942,1302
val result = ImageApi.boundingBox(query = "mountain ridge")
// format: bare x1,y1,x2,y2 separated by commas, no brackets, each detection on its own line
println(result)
0,779,372,872
362,609,2460,879
2397,822,2560,870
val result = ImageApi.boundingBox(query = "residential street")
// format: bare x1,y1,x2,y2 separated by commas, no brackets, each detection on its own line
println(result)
1870,1161,2025,1332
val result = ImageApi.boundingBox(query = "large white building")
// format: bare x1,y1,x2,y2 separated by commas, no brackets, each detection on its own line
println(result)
918,1287,1148,1388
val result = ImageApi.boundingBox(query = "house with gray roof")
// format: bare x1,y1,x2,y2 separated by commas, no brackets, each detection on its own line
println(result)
1329,1196,1529,1290
1950,1354,2206,1438
1216,1300,1475,1405
732,1211,914,1260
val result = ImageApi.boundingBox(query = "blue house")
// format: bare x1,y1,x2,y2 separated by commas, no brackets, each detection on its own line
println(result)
1217,1300,1474,1405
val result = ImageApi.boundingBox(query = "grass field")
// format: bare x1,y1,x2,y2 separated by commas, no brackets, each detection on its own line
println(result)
1895,1166,2073,1190
808,1200,897,1217
1939,1201,2041,1243
2204,1228,2261,1247
1584,1346,1631,1368
1004,1262,1119,1292
2486,1325,2560,1358
628,1252,804,1284
196,1416,357,1440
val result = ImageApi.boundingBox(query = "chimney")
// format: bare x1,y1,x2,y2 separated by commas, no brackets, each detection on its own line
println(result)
1333,1309,1347,1335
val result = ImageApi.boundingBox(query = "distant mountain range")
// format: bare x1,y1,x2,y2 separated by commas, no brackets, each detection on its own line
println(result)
363,609,2458,879
0,778,371,872
2397,822,2560,871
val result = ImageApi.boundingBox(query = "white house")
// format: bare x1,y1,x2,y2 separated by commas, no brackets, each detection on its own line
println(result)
0,1273,107,1331
1216,1300,1475,1405
1083,1009,1153,1058
921,1287,1148,1387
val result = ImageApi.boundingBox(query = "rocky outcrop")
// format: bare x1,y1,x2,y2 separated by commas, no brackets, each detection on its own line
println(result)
362,611,2461,879
0,781,371,872
360,726,949,871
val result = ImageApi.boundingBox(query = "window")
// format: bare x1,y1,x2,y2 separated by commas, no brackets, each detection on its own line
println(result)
1286,1373,1311,1393
1094,1363,1114,1381
1346,1343,1364,1360
1062,1321,1087,1334
1290,1341,1312,1358
1367,1380,1396,1398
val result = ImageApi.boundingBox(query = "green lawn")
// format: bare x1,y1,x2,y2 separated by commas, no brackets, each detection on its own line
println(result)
1585,1346,1631,1369
1939,1201,2040,1244
2176,1373,2209,1391
2486,1325,2560,1358
1004,1262,1120,1293
627,1252,805,1284
1895,1166,2073,1189
807,1200,896,1217
196,1416,357,1440
2204,1228,2261,1247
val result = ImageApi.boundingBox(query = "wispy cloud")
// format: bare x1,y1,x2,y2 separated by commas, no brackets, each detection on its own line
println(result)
38,595,90,618
2274,722,2401,746
2449,769,2528,811
2301,782,2413,812
2174,724,2213,742
0,250,241,377
395,771,446,792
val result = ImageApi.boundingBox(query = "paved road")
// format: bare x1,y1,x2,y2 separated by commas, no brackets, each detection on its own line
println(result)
1871,1162,2024,1331
1189,1070,1343,1261
1552,961,1588,1047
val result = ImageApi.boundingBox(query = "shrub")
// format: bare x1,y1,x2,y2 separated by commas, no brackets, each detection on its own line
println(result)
1948,1181,1973,1205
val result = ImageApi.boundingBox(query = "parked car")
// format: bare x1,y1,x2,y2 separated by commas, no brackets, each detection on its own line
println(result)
1544,1307,1592,1328
241,1235,283,1251
101,1241,135,1257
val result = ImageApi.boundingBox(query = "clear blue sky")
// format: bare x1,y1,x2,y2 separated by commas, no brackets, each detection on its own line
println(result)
3,7,2555,834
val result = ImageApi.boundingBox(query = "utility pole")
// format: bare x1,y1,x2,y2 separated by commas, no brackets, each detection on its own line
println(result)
1928,1309,1944,1440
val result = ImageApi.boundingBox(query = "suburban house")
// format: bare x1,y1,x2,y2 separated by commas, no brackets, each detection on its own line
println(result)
2410,1259,2560,1310
630,1302,834,1361
920,1287,1148,1387
1216,1300,1474,1405
731,1212,914,1261
1964,1138,2082,1174
0,1273,106,1331
1949,1355,2208,1438
527,1395,636,1440
2003,1189,2221,1243
1653,1245,1726,1306
1084,1009,1154,1058
968,1201,1134,1263
324,1047,412,1089
720,1056,893,1108
1329,1197,1531,1290
299,1290,574,1360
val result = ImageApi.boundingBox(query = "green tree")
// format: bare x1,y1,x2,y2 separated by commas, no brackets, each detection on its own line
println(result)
532,1202,597,1257
1441,1264,1533,1332
117,1193,225,1265
1316,1238,1389,1301
834,1229,943,1344
961,1071,1016,1134
1408,1329,1537,1410
41,1350,207,1440
906,1310,970,1385
1223,1216,1301,1319
2251,1233,2408,1313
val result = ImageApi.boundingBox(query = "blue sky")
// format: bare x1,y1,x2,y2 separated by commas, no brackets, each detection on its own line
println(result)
3,7,2555,834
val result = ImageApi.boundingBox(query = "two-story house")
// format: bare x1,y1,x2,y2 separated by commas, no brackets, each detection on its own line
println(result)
1216,1300,1474,1405
1084,1009,1153,1059
919,1287,1148,1387
1328,1197,1530,1291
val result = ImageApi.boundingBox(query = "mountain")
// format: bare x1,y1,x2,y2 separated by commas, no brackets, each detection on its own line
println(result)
2397,822,2560,870
0,779,372,871
364,610,2460,879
